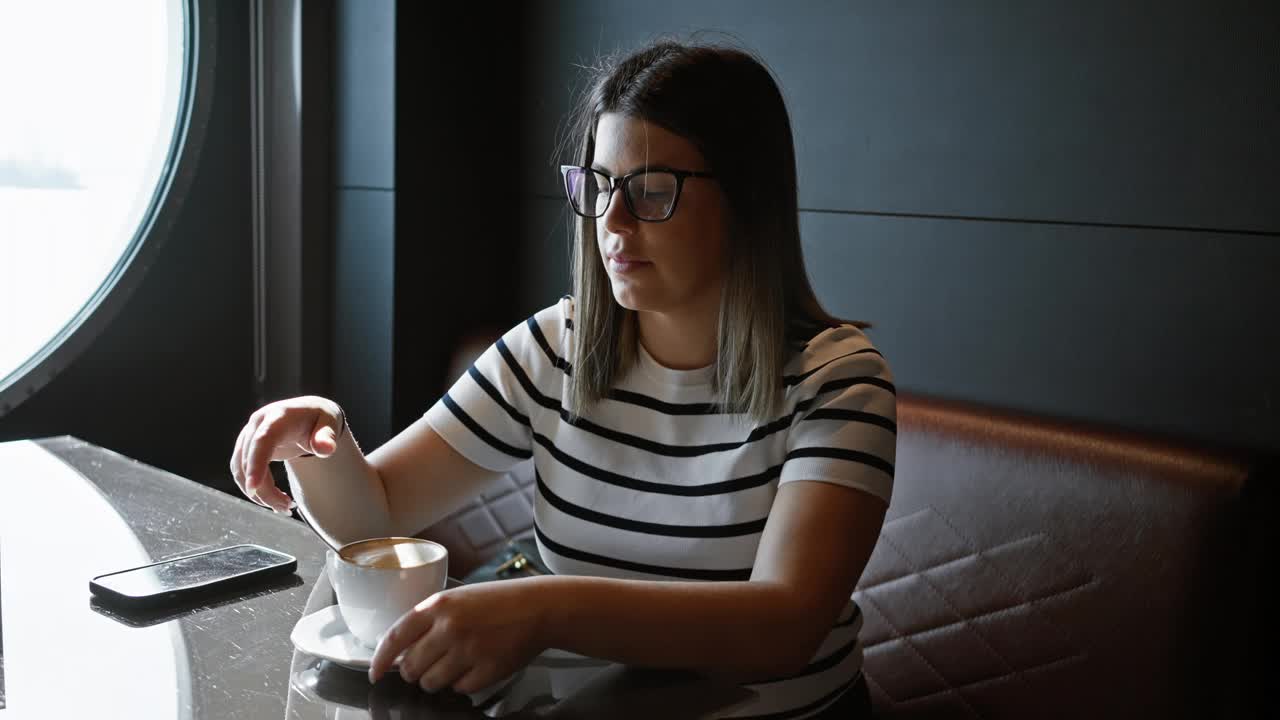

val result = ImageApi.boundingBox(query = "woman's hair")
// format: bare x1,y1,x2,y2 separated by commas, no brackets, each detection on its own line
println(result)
562,36,869,423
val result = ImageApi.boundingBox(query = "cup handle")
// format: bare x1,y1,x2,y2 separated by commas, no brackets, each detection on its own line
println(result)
325,549,338,583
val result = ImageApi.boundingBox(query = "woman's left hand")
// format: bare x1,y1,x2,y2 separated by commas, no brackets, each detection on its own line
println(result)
367,578,550,694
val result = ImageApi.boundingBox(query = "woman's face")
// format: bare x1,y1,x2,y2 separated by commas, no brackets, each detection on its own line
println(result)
592,113,727,319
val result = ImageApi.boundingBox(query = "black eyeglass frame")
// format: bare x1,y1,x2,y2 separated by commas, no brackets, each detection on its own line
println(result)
559,164,717,223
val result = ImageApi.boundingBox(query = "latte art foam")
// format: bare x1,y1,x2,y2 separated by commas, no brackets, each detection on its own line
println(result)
340,538,444,570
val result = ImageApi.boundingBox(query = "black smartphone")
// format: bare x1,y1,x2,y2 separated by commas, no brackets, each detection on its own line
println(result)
89,543,298,610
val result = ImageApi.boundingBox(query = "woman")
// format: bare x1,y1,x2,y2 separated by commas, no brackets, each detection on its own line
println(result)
231,39,895,719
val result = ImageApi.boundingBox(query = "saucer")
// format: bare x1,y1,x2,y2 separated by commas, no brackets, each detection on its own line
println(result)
290,605,395,671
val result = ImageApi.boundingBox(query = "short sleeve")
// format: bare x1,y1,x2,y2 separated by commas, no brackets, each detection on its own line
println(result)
779,344,897,503
424,299,570,473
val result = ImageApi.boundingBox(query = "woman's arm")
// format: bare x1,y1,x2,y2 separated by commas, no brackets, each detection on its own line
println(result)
368,478,887,690
534,479,887,681
285,414,505,545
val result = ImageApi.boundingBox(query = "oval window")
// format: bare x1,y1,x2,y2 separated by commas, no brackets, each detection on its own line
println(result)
0,0,206,413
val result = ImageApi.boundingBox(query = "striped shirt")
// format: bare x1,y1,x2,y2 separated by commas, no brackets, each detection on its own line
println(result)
425,296,897,719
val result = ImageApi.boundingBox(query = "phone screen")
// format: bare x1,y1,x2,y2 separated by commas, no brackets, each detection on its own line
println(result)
94,545,293,598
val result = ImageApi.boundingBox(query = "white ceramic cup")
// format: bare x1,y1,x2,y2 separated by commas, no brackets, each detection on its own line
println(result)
326,537,449,649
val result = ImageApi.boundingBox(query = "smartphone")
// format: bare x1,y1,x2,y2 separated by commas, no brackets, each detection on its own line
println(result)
89,543,298,610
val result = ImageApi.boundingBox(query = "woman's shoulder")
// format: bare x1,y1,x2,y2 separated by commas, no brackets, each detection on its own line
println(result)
784,323,893,389
534,295,574,344
555,294,575,331
499,296,574,375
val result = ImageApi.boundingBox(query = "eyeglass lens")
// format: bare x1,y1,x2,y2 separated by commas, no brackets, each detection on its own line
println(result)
566,168,678,220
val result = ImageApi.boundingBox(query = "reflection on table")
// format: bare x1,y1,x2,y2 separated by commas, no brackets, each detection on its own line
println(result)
0,437,754,720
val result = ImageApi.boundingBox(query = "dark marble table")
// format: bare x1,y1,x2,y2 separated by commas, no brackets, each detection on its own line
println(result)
0,437,754,719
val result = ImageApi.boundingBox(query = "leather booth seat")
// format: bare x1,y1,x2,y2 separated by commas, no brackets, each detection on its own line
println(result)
850,393,1258,718
419,384,1263,718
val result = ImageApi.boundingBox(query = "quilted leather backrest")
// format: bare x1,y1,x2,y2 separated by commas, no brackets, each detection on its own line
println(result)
858,393,1254,719
416,458,536,577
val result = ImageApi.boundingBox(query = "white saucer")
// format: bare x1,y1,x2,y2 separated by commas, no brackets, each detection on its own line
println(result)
290,605,395,671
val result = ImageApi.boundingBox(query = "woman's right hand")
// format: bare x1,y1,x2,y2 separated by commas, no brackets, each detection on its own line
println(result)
230,395,344,513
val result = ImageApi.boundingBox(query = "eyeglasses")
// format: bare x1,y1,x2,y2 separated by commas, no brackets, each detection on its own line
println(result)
560,164,716,222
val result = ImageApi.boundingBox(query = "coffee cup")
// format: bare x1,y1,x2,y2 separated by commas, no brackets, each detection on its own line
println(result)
326,537,449,648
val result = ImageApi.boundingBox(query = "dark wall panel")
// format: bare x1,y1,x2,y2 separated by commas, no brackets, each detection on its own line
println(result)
332,188,395,447
516,1,1279,455
331,0,397,447
518,197,575,318
333,0,395,190
525,0,1278,233
390,2,534,432
799,212,1280,452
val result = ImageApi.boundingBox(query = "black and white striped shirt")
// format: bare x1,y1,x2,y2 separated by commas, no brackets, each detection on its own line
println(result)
425,296,896,719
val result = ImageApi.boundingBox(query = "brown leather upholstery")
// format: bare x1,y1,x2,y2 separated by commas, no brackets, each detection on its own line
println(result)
421,335,1262,716
416,459,535,577
855,392,1256,719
